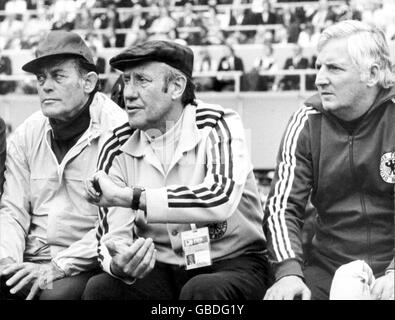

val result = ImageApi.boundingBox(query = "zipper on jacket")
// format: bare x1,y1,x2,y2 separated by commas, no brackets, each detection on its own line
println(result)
348,135,371,266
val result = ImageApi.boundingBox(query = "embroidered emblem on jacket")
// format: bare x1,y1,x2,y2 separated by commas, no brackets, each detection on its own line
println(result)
380,152,395,183
208,221,227,239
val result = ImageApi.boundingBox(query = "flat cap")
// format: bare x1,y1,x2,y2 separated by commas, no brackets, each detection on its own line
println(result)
22,30,95,74
110,40,194,77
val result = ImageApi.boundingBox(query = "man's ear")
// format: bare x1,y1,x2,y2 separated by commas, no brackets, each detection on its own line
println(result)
169,75,187,100
83,71,99,93
366,63,380,87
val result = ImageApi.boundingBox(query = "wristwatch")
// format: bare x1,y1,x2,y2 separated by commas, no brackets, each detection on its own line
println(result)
131,186,145,211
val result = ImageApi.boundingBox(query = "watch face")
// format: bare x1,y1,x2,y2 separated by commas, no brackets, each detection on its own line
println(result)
208,221,227,240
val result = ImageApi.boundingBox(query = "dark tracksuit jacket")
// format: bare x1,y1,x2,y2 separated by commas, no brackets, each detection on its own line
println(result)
263,87,395,281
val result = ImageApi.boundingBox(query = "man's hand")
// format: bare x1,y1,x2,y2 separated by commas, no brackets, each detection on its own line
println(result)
0,262,65,300
107,237,156,281
85,170,132,208
263,275,311,300
0,257,16,273
371,271,394,300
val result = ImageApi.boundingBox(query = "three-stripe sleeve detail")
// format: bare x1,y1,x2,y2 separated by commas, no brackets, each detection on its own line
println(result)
267,105,319,262
167,108,235,208
96,122,134,265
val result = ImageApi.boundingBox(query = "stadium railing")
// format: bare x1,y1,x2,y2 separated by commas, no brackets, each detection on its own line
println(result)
0,69,317,94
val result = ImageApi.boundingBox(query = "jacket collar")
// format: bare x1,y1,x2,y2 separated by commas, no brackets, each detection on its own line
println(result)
120,103,201,159
45,92,111,142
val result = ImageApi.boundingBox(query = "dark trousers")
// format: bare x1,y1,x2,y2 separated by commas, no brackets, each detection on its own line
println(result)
303,263,334,300
0,270,98,300
82,253,273,300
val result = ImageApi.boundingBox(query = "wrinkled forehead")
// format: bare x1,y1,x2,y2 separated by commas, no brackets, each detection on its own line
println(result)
316,38,351,65
123,60,168,77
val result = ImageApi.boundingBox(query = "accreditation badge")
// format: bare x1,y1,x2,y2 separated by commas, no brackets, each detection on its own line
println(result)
181,227,212,270
380,152,395,183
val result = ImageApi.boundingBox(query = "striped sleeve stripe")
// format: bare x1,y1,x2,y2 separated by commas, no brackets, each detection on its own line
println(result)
97,123,129,165
168,117,234,207
267,106,319,262
96,124,133,264
97,123,132,170
196,108,224,129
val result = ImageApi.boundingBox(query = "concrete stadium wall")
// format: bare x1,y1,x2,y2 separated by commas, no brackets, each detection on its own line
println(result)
0,92,309,170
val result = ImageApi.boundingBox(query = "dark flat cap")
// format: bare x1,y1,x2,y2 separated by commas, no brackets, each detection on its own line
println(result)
22,30,95,74
110,40,194,77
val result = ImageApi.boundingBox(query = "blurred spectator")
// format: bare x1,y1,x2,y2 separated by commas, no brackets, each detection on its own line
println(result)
194,48,215,91
203,6,224,45
276,6,302,43
184,25,210,45
51,0,78,27
5,0,27,19
254,26,275,44
52,11,75,30
308,0,336,31
89,44,107,92
336,0,362,21
177,1,202,28
0,47,15,94
297,22,320,47
215,44,244,91
0,13,24,49
85,31,105,51
227,6,261,42
246,43,278,91
20,13,51,49
94,4,124,46
89,44,106,74
254,0,278,25
74,5,94,30
148,7,177,36
144,3,161,30
123,4,149,47
277,44,309,91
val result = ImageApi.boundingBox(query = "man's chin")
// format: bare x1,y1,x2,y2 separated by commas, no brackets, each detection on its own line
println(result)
322,102,337,112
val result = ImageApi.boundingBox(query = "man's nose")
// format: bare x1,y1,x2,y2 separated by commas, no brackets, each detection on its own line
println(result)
124,84,138,100
315,67,329,88
41,77,54,92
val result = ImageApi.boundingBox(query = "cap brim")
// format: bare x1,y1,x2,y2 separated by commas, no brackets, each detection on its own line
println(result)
22,53,93,73
109,57,149,72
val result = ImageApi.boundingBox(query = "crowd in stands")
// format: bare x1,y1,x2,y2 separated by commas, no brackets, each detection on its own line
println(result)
0,0,395,94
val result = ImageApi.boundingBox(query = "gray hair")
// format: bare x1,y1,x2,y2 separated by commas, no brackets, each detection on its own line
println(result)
317,20,395,88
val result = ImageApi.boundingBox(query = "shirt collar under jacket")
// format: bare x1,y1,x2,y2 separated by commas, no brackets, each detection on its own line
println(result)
121,103,202,159
44,92,110,145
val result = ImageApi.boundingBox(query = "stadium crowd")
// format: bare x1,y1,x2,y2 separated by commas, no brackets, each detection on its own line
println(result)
0,0,395,94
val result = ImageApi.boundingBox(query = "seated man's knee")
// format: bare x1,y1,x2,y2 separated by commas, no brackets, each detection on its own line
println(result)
180,274,230,300
82,273,117,300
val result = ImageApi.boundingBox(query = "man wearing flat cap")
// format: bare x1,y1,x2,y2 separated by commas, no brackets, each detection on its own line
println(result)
83,40,272,299
0,30,127,300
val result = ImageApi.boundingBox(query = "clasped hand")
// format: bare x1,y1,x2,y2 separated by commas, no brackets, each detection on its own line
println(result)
106,237,156,281
85,170,131,208
0,259,65,300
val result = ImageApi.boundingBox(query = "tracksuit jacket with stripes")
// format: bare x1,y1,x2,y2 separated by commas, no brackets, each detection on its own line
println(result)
263,88,395,281
0,92,127,276
95,102,267,274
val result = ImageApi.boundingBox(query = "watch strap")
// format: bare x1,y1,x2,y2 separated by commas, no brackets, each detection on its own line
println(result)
131,187,145,210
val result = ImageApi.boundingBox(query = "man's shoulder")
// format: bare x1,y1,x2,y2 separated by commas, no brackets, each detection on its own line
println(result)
195,100,241,129
8,111,47,152
92,92,128,130
13,110,46,136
